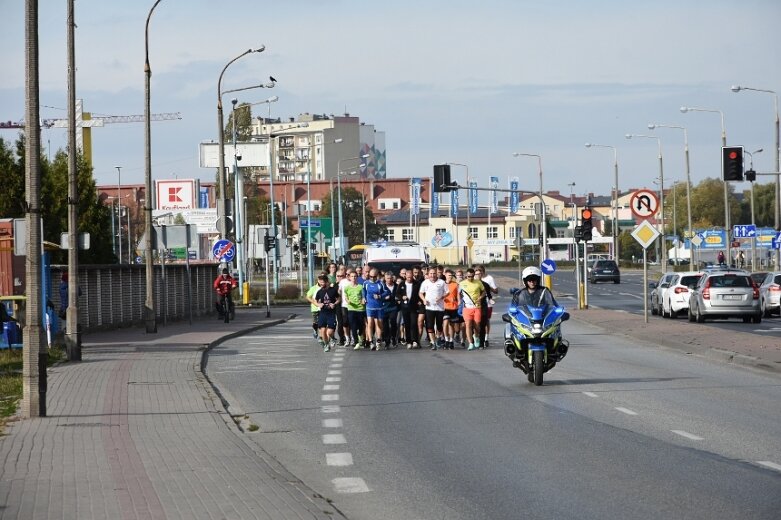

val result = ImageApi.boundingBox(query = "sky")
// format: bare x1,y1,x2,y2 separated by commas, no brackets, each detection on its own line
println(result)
2,0,780,201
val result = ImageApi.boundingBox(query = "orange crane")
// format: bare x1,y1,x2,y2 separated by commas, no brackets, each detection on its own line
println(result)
0,99,181,164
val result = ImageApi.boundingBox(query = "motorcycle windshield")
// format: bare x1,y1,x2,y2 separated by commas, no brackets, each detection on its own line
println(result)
542,306,566,328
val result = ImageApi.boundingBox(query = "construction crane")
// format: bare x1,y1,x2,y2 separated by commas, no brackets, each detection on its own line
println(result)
0,99,181,165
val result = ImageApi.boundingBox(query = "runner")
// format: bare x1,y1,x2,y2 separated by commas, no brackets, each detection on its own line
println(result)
398,268,421,349
337,270,352,346
314,274,340,352
475,265,498,348
342,271,367,349
305,278,322,341
363,267,389,350
419,267,447,350
442,269,461,350
381,271,400,348
459,267,486,351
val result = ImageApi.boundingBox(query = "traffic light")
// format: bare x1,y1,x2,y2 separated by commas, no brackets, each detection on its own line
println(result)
433,164,453,192
574,225,583,243
581,208,593,241
722,146,744,181
745,169,756,182
264,235,276,252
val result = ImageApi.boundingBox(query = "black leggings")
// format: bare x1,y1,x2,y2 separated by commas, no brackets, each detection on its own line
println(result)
425,309,444,334
382,309,399,344
400,307,419,344
348,310,365,342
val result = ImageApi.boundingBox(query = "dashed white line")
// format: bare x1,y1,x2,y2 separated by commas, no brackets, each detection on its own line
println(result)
322,433,347,444
326,453,354,466
328,370,342,375
329,364,343,369
323,418,343,428
332,477,370,493
321,394,339,401
615,407,638,416
757,461,781,472
671,430,703,441
321,405,341,413
582,392,599,398
323,384,340,391
325,376,341,382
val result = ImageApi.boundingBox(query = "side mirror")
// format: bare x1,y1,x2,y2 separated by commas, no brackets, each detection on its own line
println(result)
648,282,657,289
501,313,511,323
561,312,570,322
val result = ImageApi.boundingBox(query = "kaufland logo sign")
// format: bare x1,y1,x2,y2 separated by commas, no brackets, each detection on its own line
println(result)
156,179,197,210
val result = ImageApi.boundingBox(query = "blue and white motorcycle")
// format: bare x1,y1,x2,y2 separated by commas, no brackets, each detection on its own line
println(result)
502,291,570,386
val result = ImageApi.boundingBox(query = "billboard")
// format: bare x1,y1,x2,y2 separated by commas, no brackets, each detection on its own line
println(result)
156,179,198,211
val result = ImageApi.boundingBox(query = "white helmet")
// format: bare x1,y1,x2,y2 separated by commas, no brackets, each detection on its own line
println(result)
522,266,542,286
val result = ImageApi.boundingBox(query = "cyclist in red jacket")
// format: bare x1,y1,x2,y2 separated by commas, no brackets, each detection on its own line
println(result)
213,268,238,318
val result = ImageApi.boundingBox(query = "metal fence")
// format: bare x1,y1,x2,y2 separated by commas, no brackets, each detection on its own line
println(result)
50,264,218,332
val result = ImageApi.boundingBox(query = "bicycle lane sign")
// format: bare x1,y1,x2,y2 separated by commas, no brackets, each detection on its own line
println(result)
212,239,235,262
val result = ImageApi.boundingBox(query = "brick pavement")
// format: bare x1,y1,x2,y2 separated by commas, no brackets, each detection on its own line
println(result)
0,306,344,520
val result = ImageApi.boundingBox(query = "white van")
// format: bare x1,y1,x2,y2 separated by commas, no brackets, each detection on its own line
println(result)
362,241,428,275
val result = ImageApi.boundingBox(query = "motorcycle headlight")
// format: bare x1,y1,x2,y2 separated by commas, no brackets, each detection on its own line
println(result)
532,323,543,335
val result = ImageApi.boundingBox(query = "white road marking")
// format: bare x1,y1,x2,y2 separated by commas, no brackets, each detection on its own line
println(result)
330,364,343,369
615,407,638,416
323,384,340,391
321,405,341,413
671,430,704,441
757,461,781,472
619,293,643,300
325,377,341,382
321,394,339,401
323,418,343,428
322,433,347,444
326,452,354,466
332,477,370,493
211,367,307,374
328,370,342,375
582,392,599,398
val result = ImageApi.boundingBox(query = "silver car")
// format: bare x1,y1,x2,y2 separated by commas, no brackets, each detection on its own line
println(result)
758,271,781,317
688,271,761,323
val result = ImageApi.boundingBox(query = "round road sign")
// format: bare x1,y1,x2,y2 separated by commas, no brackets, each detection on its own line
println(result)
630,189,659,219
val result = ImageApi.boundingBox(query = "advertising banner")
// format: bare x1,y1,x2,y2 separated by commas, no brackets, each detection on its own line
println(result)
469,181,478,214
431,178,439,214
450,189,459,218
411,178,421,216
510,179,519,213
490,176,499,213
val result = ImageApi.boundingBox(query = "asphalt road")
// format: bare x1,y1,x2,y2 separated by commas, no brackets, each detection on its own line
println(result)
207,316,781,520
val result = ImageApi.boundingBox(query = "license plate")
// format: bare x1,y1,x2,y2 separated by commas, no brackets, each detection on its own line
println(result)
724,295,742,300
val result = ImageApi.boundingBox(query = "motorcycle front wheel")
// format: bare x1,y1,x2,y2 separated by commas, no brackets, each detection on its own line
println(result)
533,350,544,386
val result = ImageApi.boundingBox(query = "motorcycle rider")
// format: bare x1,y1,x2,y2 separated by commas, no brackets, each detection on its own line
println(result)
213,268,238,318
513,266,567,360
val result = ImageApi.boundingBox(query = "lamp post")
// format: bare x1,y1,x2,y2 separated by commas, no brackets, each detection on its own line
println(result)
745,148,763,270
680,105,730,265
647,123,693,269
143,0,163,333
336,155,369,262
230,98,245,295
115,165,122,264
584,143,619,261
216,47,265,240
626,134,666,266
732,85,780,270
512,153,547,266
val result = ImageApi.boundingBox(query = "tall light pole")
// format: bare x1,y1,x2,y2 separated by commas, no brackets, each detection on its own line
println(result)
585,143,619,261
143,0,163,334
513,153,547,265
336,155,369,262
647,123,693,269
305,137,342,284
745,148,763,271
230,98,245,294
216,47,265,240
626,134,666,266
680,105,730,265
115,165,122,264
732,85,780,270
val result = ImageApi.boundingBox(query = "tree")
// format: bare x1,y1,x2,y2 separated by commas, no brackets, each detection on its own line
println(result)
0,136,26,217
688,177,742,229
318,186,386,247
618,231,643,262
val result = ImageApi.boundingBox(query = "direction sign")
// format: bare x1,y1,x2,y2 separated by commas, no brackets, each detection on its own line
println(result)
630,189,659,219
212,239,235,262
540,259,557,275
733,224,756,238
300,218,321,228
773,232,781,250
631,220,660,249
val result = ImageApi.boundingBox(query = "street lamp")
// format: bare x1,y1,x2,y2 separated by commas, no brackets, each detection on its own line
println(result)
732,85,781,270
336,154,369,262
647,123,693,269
143,0,163,333
512,153,547,266
216,46,266,240
115,166,122,264
680,105,731,264
745,148,764,271
585,143,619,261
625,134,666,266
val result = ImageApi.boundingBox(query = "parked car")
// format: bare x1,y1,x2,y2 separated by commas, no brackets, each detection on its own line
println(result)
688,271,761,323
589,259,620,284
662,271,704,318
758,271,781,317
750,271,769,286
649,272,676,316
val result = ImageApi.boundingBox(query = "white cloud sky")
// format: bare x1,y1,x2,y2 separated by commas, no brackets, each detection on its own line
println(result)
1,0,779,199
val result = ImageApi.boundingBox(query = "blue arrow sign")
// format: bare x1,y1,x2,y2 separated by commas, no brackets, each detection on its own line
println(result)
212,239,235,261
300,218,321,228
540,259,557,275
732,224,756,238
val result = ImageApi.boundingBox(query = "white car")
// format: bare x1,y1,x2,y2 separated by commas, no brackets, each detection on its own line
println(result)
662,271,704,318
758,271,781,317
649,272,676,316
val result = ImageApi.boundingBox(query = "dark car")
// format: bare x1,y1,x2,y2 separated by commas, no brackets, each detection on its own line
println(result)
589,260,620,284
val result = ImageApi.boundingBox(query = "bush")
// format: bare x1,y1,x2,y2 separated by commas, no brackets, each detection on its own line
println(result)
275,284,301,300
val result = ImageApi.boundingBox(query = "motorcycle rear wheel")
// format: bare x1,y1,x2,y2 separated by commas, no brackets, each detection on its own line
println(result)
532,350,544,386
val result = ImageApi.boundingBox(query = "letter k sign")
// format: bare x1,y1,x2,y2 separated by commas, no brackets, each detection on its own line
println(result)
168,187,183,202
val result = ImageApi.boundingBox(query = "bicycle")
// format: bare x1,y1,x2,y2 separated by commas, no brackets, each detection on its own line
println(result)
219,294,234,323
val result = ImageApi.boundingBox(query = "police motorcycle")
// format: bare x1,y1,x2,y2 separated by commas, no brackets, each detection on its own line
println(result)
502,267,570,386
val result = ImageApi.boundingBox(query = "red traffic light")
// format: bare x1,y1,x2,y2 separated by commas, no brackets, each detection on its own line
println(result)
728,151,738,160
582,208,592,220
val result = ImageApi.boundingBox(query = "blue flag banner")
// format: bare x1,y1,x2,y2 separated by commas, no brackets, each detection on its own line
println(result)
510,179,519,213
411,178,421,216
431,178,439,214
450,189,459,218
469,181,478,214
490,176,499,213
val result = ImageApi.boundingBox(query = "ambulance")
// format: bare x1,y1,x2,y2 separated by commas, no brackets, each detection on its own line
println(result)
362,241,428,274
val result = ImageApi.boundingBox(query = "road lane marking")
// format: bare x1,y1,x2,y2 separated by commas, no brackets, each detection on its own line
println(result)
326,453,354,466
321,394,339,401
671,430,704,441
323,418,343,428
328,370,342,375
332,477,370,493
582,392,599,398
321,405,341,413
323,434,347,444
329,364,343,369
757,461,781,472
615,407,638,416
323,384,340,391
619,293,643,300
325,377,341,382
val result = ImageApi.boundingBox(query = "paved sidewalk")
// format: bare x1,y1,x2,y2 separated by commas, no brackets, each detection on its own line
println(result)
0,306,344,520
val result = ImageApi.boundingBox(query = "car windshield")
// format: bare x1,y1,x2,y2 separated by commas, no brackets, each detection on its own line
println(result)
595,261,617,269
710,275,750,288
680,275,702,287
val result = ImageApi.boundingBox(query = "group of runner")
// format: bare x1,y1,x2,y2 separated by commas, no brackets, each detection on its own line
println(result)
306,262,498,353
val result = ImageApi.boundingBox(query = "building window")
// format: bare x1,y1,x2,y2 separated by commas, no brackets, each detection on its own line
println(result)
435,228,446,236
393,201,399,209
487,226,498,239
380,202,386,210
386,229,395,241
468,227,478,239
402,228,414,241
